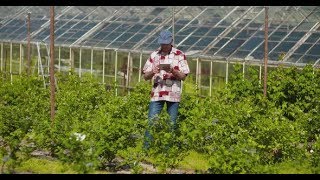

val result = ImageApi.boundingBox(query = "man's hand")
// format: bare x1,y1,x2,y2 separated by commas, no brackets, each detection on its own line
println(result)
160,64,172,73
153,65,160,74
172,69,186,81
144,65,160,80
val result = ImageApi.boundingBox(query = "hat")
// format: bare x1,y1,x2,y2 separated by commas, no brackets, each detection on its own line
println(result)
157,30,173,45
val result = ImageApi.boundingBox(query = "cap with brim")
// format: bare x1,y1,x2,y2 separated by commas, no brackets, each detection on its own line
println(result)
158,30,173,45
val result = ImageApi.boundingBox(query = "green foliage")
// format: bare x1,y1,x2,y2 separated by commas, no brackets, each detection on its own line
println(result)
179,150,210,172
145,113,188,173
267,65,320,141
208,143,260,174
0,64,319,174
117,144,146,174
226,63,262,101
0,74,49,173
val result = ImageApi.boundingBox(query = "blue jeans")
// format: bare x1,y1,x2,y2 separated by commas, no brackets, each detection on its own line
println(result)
144,101,179,149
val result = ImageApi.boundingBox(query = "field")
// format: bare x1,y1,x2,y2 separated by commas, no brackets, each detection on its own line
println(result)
1,64,320,174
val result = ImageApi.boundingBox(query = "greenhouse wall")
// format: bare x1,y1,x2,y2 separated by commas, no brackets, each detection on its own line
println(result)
1,41,308,97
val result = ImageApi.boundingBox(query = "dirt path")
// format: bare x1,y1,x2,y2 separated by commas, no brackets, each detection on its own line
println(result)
29,150,194,174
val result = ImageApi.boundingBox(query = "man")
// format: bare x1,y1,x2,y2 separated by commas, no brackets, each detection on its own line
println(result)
142,29,190,148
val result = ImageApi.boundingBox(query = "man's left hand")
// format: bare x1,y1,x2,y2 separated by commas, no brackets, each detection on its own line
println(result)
161,65,172,73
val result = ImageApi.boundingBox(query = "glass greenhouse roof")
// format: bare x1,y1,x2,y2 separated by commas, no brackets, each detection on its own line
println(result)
0,6,319,66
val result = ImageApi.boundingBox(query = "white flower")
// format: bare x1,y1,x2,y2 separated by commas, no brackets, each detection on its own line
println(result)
2,155,9,162
86,162,93,167
73,132,86,141
310,149,314,153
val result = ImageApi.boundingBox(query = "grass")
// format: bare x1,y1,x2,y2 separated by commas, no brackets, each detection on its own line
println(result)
141,150,210,173
255,159,318,174
178,150,210,173
2,152,320,174
16,157,76,174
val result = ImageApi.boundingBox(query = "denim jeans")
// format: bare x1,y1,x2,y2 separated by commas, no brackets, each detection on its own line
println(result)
144,100,179,149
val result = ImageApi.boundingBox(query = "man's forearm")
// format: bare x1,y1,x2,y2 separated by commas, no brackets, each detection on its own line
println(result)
144,69,186,81
172,69,186,81
144,71,155,80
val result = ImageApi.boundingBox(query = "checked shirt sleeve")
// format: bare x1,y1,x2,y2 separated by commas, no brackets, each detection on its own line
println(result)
178,53,190,75
142,56,154,74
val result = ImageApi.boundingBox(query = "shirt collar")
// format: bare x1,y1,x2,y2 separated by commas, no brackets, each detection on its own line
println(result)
157,45,173,55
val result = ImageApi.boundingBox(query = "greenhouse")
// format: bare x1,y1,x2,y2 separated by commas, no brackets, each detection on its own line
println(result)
0,6,319,95
1,6,320,174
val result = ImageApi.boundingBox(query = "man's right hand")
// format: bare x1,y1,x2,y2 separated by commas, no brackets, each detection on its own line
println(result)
152,65,160,74
144,66,160,80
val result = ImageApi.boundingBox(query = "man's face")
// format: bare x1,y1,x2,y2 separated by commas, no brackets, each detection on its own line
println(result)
160,43,172,53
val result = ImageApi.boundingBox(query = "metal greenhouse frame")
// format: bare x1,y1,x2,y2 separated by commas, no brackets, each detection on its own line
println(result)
0,6,319,96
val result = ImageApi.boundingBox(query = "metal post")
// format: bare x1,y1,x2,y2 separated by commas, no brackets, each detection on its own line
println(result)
115,50,118,96
37,44,40,75
49,6,56,124
209,61,213,96
259,65,262,85
58,46,61,72
69,47,73,73
90,48,93,75
126,52,130,94
198,59,201,94
19,44,22,74
226,61,229,84
263,6,269,97
138,52,142,82
196,58,199,86
102,49,105,84
0,43,3,71
47,44,50,74
79,48,82,77
243,61,245,80
10,42,12,83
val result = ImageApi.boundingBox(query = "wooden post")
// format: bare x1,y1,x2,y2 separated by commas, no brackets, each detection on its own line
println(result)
50,6,56,125
27,12,31,75
263,6,269,98
172,7,175,46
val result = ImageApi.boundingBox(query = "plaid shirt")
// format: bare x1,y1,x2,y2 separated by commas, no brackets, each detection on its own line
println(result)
142,47,190,102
